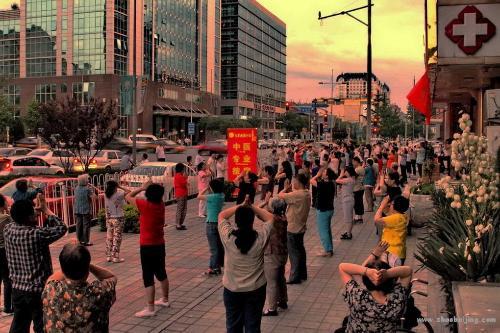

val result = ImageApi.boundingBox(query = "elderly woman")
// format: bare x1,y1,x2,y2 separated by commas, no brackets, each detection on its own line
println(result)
260,196,288,316
218,197,274,332
338,258,412,333
74,174,95,246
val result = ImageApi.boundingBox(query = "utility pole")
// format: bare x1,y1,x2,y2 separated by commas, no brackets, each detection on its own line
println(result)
318,1,373,143
131,0,138,164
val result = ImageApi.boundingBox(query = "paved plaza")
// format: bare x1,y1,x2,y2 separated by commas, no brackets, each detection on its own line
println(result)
0,197,436,333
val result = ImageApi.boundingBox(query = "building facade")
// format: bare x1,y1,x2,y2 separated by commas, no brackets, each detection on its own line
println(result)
221,0,286,139
425,0,500,154
335,72,390,102
0,0,222,140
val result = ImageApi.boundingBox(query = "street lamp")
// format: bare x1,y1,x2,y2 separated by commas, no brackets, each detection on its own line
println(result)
318,1,373,143
318,68,338,141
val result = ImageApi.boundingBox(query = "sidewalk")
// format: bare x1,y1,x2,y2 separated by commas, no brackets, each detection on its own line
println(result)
0,197,432,333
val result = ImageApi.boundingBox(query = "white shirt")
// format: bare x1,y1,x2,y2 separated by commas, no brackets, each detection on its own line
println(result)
156,146,165,159
195,155,205,166
216,161,226,178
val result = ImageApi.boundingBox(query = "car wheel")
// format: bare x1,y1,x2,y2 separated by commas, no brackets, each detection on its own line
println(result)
56,171,63,176
104,166,112,173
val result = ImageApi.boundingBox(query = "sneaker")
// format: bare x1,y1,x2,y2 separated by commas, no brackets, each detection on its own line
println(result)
154,299,170,307
262,309,278,316
135,307,157,318
204,269,218,276
340,232,353,240
277,301,288,310
316,251,333,257
113,258,125,263
198,215,207,218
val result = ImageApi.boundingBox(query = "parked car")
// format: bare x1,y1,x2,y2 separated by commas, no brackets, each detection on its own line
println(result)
72,150,124,173
120,162,198,203
0,177,104,227
0,147,32,157
28,149,75,170
278,139,291,147
258,140,271,149
14,137,49,149
0,156,64,176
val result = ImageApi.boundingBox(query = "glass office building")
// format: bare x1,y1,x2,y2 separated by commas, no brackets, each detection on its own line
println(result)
221,0,286,138
0,0,221,139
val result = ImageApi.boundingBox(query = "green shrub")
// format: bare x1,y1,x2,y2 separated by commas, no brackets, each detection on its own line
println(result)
410,183,435,195
97,204,140,234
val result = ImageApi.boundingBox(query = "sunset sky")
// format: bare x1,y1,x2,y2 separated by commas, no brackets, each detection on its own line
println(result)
0,0,425,110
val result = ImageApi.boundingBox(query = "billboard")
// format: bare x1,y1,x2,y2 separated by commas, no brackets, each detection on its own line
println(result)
227,128,258,182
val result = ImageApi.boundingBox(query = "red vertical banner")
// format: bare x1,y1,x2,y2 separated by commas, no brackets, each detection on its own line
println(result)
227,128,258,182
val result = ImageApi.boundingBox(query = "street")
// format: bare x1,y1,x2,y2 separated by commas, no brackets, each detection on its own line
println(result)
0,194,434,333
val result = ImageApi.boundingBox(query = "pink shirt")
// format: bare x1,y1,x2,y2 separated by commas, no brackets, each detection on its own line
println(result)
198,170,210,191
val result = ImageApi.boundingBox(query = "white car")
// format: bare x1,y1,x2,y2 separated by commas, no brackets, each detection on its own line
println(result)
73,150,124,173
0,156,64,176
28,149,75,170
278,139,291,146
120,162,198,203
0,147,32,157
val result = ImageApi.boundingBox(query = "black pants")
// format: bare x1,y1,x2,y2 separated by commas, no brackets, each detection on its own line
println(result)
353,190,365,216
0,248,12,312
206,223,224,270
10,289,43,333
411,160,417,175
287,232,307,282
417,163,423,177
140,244,167,288
400,164,407,184
75,213,91,244
223,284,266,333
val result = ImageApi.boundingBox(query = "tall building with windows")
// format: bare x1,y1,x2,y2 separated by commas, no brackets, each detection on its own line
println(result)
0,0,221,140
221,0,286,139
335,72,390,101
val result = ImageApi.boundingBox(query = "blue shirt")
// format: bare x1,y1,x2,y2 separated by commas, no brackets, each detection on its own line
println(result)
206,193,225,223
364,166,376,186
74,186,92,215
12,189,41,203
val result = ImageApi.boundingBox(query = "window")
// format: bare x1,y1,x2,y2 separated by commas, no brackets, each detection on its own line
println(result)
72,82,95,104
35,84,56,103
60,83,67,93
2,85,20,107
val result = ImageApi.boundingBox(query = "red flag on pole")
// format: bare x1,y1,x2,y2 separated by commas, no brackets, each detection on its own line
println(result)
407,71,431,125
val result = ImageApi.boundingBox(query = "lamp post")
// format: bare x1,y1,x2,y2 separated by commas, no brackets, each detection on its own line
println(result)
318,1,373,143
319,68,337,141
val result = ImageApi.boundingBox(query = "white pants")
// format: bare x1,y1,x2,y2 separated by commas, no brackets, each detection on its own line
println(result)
198,199,206,216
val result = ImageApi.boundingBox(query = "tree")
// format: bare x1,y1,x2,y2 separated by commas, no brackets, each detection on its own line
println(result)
199,116,257,138
277,112,308,137
37,98,119,172
0,95,17,143
376,103,405,139
22,100,41,135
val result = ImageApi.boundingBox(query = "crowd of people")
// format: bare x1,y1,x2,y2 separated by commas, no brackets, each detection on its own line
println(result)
0,138,442,332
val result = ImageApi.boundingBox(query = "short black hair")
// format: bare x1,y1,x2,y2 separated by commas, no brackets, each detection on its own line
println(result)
353,156,362,164
367,158,374,166
247,172,258,183
145,183,165,203
59,243,91,281
264,165,275,178
197,162,205,171
15,179,28,193
0,194,6,208
209,179,225,193
325,168,336,181
303,160,311,168
392,195,410,213
10,200,35,225
187,155,192,161
345,166,357,177
295,173,309,187
142,153,148,159
175,163,185,173
362,261,395,294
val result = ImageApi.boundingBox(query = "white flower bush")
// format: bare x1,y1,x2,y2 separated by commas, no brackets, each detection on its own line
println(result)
417,113,499,282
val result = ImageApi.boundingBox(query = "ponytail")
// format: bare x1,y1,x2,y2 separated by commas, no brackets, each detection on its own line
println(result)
231,206,257,254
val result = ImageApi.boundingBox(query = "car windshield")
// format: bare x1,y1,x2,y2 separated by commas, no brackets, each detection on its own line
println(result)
92,151,105,157
129,166,166,176
28,150,50,156
53,151,73,157
0,149,13,156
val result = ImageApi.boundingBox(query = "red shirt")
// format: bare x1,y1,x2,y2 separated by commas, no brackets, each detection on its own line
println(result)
174,173,188,198
136,199,165,246
387,154,396,169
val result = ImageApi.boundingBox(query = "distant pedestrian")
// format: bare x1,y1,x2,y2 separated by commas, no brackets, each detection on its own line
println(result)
195,151,205,166
337,166,356,240
258,166,276,200
197,162,211,218
42,243,117,332
311,168,336,257
174,163,188,230
216,154,226,180
0,194,13,315
271,149,279,173
186,155,193,167
197,179,225,275
156,144,166,162
74,174,95,246
279,173,311,284
218,200,275,332
409,148,417,175
364,159,377,212
104,180,128,263
140,153,149,165
5,198,67,333
276,160,293,194
126,181,170,317
261,198,288,316
120,149,134,171
416,142,426,177
352,157,365,224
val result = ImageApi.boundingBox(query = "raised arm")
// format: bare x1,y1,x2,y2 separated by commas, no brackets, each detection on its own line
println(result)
374,196,390,225
125,180,151,207
218,204,240,224
90,263,117,284
197,186,210,201
251,203,273,222
361,241,389,267
338,263,381,285
385,266,413,287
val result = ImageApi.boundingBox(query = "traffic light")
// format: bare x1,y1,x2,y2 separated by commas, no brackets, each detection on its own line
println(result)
285,102,290,111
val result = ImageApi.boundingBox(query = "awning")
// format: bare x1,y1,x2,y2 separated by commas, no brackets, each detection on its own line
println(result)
153,104,210,118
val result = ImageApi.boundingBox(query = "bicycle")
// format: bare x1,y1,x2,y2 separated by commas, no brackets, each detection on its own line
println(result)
395,278,434,333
